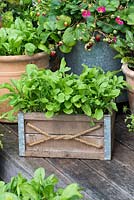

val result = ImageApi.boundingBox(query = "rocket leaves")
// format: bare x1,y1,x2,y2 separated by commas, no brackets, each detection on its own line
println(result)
0,58,126,121
0,168,83,200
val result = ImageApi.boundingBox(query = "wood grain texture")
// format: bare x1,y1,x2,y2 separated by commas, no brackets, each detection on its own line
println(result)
115,114,134,150
25,120,104,136
0,123,99,200
24,112,104,122
47,158,133,200
18,112,115,159
0,112,134,200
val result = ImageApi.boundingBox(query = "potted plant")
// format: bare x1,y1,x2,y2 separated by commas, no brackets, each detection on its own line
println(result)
111,30,134,113
0,58,126,159
0,16,50,116
0,168,83,199
34,0,134,74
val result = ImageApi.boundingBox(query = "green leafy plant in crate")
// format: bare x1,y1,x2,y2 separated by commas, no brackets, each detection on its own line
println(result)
0,58,126,122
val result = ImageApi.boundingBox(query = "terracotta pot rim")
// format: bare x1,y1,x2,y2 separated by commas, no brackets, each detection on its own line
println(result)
0,52,48,62
121,63,134,78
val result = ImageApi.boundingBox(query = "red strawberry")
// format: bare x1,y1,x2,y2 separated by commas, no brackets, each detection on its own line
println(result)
50,51,56,57
95,34,101,42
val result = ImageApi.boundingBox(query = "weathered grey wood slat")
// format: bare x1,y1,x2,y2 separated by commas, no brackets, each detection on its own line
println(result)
82,158,134,197
0,123,94,200
0,112,134,200
25,121,104,136
47,158,133,200
113,141,134,171
115,114,134,150
23,112,104,122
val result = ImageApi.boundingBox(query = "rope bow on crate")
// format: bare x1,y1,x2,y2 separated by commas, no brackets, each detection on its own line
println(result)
27,123,103,149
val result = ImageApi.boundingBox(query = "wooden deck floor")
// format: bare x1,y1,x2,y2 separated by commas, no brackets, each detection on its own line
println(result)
0,113,134,200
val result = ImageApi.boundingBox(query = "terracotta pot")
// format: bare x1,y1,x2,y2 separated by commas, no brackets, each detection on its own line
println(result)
0,52,49,119
122,63,134,113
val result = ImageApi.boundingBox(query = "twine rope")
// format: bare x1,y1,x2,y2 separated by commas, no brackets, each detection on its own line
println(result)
27,122,102,149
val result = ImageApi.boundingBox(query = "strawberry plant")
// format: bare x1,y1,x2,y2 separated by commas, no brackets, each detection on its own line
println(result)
33,0,134,55
111,30,134,66
1,0,134,56
0,58,126,121
0,168,83,200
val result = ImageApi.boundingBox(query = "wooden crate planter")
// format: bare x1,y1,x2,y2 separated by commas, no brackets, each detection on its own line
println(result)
18,112,115,160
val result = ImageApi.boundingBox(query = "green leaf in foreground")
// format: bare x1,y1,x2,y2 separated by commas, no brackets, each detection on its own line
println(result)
34,167,45,183
0,192,19,200
94,109,103,120
60,183,83,200
0,168,83,199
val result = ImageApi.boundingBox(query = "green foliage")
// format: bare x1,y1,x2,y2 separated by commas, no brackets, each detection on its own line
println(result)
0,17,47,55
1,0,134,55
111,30,134,66
0,0,33,25
0,58,126,121
35,0,134,54
0,168,83,200
125,114,134,132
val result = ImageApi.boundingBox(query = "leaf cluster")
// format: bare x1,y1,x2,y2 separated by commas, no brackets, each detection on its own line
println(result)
0,18,45,55
35,0,134,54
111,30,134,66
0,168,83,200
125,113,134,132
1,0,134,56
0,58,126,121
0,0,34,28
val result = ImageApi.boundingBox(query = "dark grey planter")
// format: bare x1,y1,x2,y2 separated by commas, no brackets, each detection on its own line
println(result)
64,41,121,74
61,41,127,102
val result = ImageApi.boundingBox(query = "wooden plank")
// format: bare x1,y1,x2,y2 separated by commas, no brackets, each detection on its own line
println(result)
25,120,104,136
113,141,134,171
25,150,104,160
26,134,104,149
47,158,133,200
115,114,134,150
0,123,98,200
25,134,104,159
24,112,105,122
82,158,134,197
